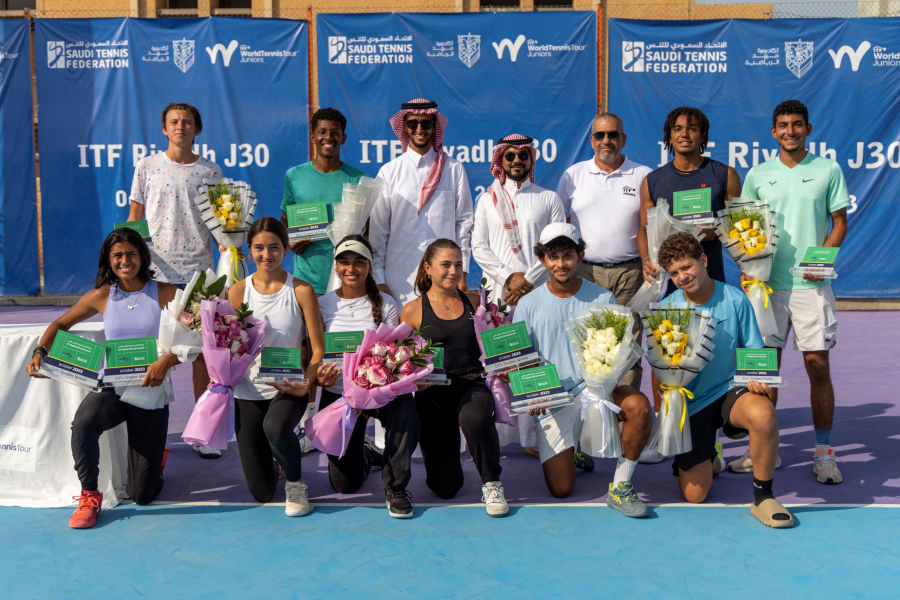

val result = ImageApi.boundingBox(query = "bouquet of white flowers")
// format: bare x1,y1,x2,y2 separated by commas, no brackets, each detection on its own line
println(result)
715,197,780,337
193,178,259,286
565,305,643,458
627,199,706,312
325,176,385,291
640,301,717,456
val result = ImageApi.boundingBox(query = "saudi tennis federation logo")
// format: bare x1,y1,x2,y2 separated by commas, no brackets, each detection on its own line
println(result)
173,38,195,73
785,39,814,78
458,33,481,68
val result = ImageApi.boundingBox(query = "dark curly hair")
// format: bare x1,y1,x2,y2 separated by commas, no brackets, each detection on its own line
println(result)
94,228,155,288
533,236,587,260
335,234,383,326
663,106,709,155
311,107,347,133
657,232,704,272
772,99,809,127
161,102,202,134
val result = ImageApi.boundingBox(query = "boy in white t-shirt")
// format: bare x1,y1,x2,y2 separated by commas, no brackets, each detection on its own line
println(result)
128,102,224,457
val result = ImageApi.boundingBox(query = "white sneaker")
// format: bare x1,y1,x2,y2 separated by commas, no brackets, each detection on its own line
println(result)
727,450,782,473
482,481,509,518
638,447,665,464
192,444,222,459
298,434,316,454
813,449,843,484
284,480,312,517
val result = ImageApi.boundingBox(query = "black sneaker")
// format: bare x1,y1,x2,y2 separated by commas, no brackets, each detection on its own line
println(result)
364,437,384,471
385,488,413,519
574,447,595,472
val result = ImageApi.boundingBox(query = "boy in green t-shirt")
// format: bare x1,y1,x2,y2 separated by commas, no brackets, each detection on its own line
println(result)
737,100,849,485
280,108,368,295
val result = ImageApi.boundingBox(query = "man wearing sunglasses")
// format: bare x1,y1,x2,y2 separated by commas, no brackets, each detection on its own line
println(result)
557,113,652,392
369,98,474,306
472,133,565,307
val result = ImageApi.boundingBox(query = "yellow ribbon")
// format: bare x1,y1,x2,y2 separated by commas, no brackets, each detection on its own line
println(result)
741,279,773,308
226,247,245,282
660,384,694,431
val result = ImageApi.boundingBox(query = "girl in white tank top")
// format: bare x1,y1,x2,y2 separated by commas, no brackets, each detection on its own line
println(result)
226,218,325,517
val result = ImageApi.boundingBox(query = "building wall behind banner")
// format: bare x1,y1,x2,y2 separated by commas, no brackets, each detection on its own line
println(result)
34,17,308,294
0,20,39,296
317,11,597,288
608,17,900,298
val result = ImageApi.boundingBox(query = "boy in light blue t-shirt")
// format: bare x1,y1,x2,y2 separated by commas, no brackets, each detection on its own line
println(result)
658,232,793,528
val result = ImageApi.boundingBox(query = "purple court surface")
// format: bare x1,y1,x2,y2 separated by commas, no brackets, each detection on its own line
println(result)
3,305,897,508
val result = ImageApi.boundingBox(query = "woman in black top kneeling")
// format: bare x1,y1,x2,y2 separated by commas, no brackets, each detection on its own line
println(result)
400,238,508,517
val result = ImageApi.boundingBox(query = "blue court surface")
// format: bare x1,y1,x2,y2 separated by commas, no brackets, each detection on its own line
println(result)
2,503,898,599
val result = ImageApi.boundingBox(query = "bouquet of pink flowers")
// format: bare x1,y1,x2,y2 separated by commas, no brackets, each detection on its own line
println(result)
473,278,517,427
181,299,267,450
306,323,436,457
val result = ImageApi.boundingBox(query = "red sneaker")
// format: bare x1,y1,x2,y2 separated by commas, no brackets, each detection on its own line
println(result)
69,490,103,529
161,448,171,482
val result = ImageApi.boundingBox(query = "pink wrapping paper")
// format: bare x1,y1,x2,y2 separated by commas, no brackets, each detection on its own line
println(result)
182,299,267,450
305,322,434,457
473,288,517,427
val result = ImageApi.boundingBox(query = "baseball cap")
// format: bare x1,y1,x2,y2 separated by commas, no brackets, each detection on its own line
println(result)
539,222,581,246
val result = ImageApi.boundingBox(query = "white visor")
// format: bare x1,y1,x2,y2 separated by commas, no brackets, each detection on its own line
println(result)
334,240,373,263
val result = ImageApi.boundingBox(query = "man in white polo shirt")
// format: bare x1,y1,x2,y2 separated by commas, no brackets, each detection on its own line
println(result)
556,113,652,390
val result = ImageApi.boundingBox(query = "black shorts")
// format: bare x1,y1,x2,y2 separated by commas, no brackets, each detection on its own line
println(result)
671,387,750,475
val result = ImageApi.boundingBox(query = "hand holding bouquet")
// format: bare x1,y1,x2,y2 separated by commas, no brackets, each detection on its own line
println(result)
473,279,517,427
181,299,267,450
715,198,780,337
628,199,706,312
566,306,643,458
306,323,436,457
640,302,717,456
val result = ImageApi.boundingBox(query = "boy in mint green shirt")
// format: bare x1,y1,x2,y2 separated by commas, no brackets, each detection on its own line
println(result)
280,108,368,295
737,100,848,486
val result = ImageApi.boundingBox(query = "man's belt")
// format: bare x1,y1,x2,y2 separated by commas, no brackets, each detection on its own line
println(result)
582,257,641,269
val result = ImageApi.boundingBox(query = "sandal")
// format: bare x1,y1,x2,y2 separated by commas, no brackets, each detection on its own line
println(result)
750,498,794,528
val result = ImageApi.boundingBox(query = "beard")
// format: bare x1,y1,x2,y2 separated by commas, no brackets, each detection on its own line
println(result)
503,166,528,182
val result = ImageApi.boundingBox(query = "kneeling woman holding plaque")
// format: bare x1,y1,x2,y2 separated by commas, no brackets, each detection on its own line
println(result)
400,239,508,518
315,235,421,519
226,217,325,517
26,228,190,529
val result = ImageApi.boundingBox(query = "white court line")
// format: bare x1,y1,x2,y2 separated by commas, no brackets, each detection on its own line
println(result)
138,501,900,508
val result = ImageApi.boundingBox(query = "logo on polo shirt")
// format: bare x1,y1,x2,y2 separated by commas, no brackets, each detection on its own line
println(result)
622,186,636,196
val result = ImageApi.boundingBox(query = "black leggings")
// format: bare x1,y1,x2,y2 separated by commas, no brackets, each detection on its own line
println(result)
70,388,169,505
319,389,420,493
234,393,308,503
416,377,501,500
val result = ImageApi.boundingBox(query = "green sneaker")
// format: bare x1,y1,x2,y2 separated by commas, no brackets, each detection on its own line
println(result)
574,446,594,472
713,442,725,477
606,482,649,518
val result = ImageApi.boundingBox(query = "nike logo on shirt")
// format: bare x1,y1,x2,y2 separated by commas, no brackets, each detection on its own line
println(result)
802,179,814,183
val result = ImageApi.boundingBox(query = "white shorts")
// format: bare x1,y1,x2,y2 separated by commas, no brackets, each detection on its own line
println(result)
535,391,585,463
763,286,837,352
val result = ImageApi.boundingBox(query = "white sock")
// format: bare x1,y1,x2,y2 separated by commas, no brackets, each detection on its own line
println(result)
614,457,638,486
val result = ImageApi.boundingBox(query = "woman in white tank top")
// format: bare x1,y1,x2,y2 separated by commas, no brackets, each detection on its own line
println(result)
226,217,325,517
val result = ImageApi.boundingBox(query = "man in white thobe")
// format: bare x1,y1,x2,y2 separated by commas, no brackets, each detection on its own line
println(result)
370,98,474,307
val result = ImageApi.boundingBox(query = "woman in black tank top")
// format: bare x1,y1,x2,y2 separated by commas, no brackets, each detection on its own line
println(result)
400,239,508,517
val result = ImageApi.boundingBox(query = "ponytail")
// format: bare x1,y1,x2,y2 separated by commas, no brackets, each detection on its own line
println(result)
414,238,461,296
335,233,382,325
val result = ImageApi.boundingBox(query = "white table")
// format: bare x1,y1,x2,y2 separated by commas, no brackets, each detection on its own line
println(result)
0,323,127,509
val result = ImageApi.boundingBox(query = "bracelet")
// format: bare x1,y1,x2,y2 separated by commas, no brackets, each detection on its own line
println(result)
642,257,651,264
33,345,48,358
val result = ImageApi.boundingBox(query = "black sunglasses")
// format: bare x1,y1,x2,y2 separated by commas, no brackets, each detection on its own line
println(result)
504,150,531,162
405,119,434,131
592,130,620,141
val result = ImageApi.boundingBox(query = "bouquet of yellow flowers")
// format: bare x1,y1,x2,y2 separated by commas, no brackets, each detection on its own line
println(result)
193,178,259,285
715,198,780,337
640,301,717,457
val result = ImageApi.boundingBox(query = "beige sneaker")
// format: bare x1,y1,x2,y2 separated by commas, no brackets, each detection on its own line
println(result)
482,482,509,517
813,449,843,484
285,480,312,517
727,450,782,473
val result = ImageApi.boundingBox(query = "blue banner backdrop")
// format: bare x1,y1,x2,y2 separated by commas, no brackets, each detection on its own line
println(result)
317,12,597,286
609,18,900,298
35,18,308,294
0,20,39,295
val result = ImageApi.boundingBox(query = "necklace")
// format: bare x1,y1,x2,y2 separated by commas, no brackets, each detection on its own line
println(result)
125,288,143,310
431,294,456,311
